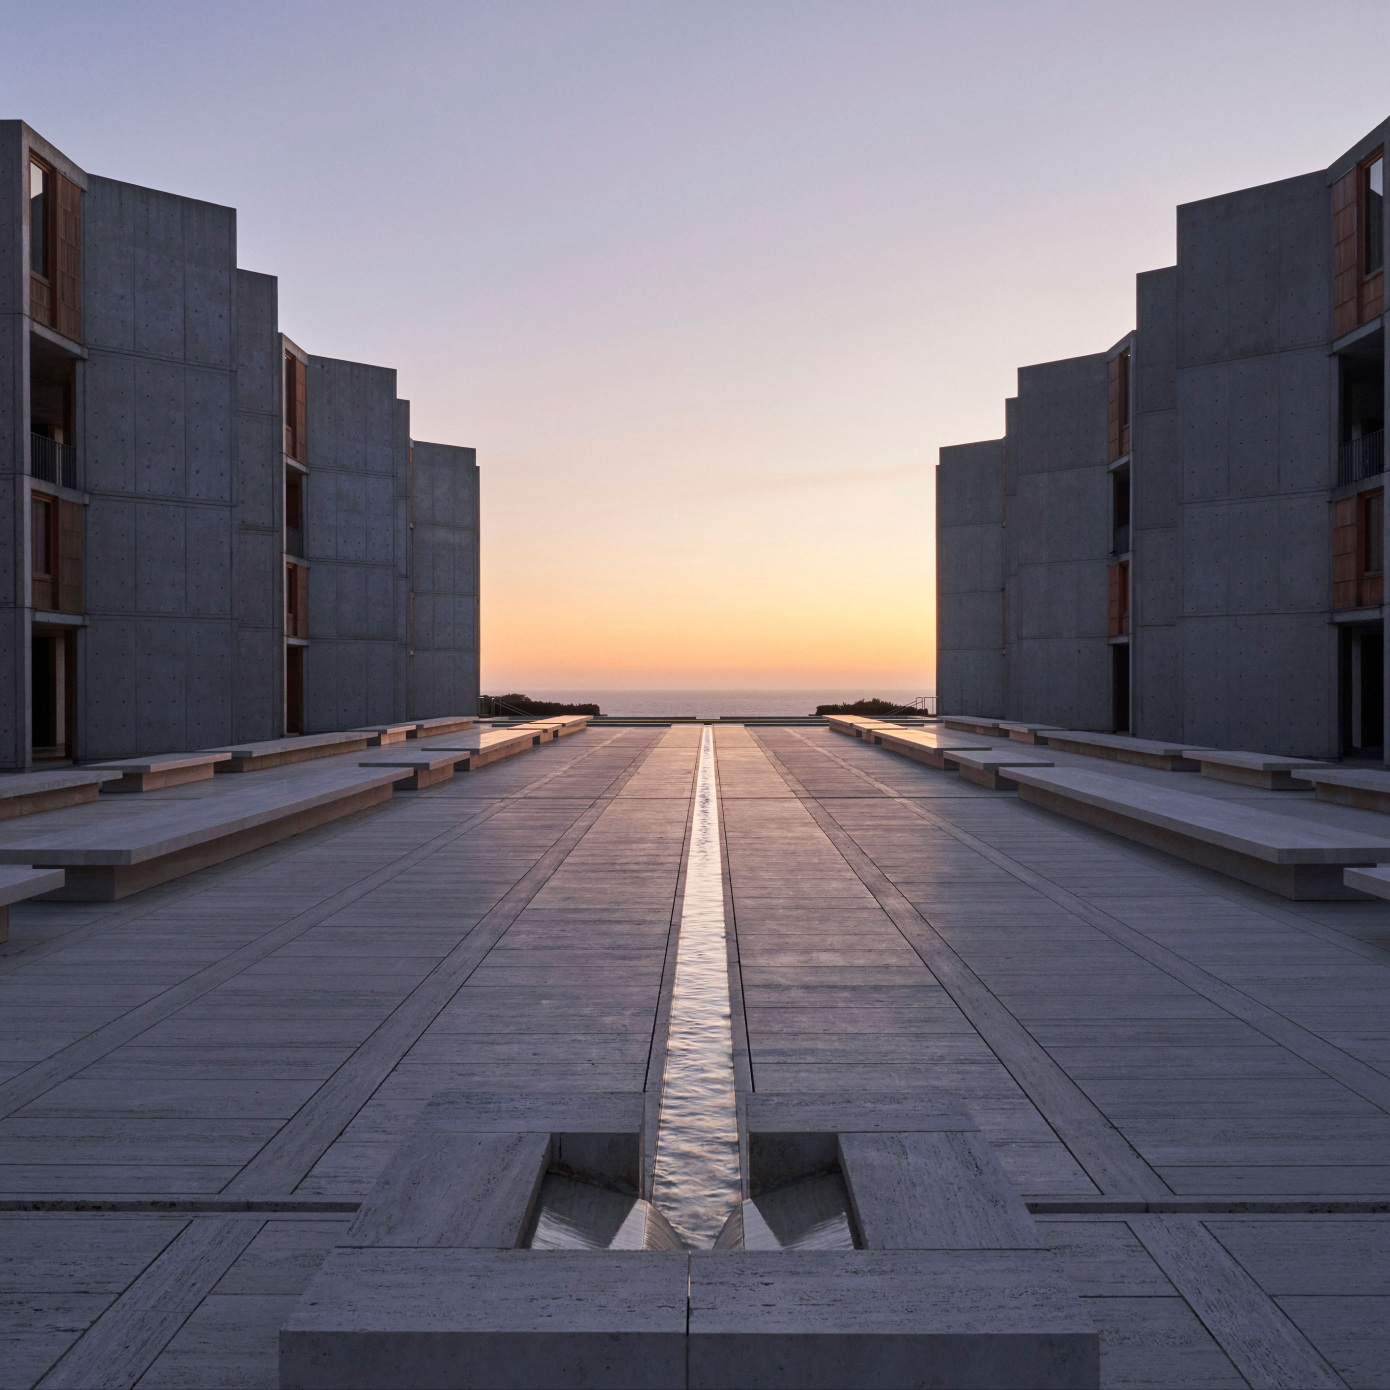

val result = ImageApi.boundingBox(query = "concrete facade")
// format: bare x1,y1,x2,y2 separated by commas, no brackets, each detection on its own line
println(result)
938,117,1390,759
0,120,479,767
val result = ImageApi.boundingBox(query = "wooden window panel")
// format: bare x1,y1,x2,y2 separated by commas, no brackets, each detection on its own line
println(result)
54,174,81,343
29,274,52,329
1333,497,1359,608
284,353,307,462
297,563,309,638
294,356,307,462
1333,168,1360,338
30,494,56,611
57,500,83,614
1360,269,1384,325
1107,356,1122,461
1359,488,1384,608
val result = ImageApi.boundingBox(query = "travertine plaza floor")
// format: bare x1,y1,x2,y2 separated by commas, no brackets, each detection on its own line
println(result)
3,724,1389,1389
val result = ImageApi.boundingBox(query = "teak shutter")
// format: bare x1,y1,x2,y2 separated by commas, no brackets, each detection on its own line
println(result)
54,175,81,343
1333,169,1360,338
1333,497,1359,608
30,495,56,611
57,500,84,614
297,562,309,637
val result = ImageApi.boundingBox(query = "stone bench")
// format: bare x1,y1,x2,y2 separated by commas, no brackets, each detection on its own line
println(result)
1191,749,1334,791
941,715,1005,736
359,748,472,790
876,728,994,769
407,716,475,739
998,721,1067,745
283,1090,1097,1390
0,866,66,943
1008,765,1390,899
351,723,416,747
205,732,371,772
1301,767,1390,814
89,752,232,793
1345,865,1390,899
950,748,1056,791
416,728,539,769
0,769,121,820
0,766,410,900
1038,729,1208,771
826,715,894,739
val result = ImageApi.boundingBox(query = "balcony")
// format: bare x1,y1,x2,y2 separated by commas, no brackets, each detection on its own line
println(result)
30,433,76,489
1338,429,1385,486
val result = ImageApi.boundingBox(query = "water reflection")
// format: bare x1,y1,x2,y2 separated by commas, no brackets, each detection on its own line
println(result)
651,726,741,1248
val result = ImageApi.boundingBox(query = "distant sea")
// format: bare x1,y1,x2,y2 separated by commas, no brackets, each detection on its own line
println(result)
512,688,933,718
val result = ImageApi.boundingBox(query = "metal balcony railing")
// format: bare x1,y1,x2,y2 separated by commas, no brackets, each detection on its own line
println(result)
1338,429,1385,486
30,433,76,489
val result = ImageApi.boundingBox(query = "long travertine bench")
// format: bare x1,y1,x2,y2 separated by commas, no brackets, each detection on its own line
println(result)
351,723,416,747
826,715,897,739
1037,730,1209,771
0,866,66,942
359,748,472,789
416,727,540,769
1345,864,1390,898
1302,767,1390,813
407,716,475,739
0,766,410,900
875,728,994,769
950,748,1055,790
283,1091,1097,1389
1008,765,1390,899
0,769,121,820
206,732,371,772
941,715,1005,736
90,751,232,793
998,721,1067,745
1191,749,1333,791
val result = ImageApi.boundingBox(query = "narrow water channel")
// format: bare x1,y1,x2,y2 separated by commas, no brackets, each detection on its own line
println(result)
650,726,742,1247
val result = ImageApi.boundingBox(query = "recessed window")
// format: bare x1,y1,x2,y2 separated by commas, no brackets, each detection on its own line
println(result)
1366,157,1384,275
29,160,47,277
31,497,52,576
1364,491,1384,576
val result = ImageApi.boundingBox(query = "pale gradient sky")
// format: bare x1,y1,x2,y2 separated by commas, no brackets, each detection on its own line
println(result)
6,2,1390,691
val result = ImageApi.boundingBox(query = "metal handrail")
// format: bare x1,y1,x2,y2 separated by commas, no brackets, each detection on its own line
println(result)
1339,429,1385,487
30,433,76,489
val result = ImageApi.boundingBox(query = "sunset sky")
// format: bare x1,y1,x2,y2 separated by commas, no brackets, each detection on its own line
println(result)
7,2,1390,692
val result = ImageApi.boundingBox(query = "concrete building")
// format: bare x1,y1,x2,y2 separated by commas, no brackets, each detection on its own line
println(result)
938,116,1390,760
1,121,479,768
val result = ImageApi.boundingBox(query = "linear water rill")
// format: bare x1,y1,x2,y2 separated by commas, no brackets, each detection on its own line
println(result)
651,725,741,1248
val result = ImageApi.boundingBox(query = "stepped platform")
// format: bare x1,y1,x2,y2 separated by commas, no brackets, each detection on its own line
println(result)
1007,764,1390,899
90,751,231,793
0,865,65,942
0,765,409,899
1037,730,1209,771
206,732,372,772
0,768,121,820
1193,749,1334,791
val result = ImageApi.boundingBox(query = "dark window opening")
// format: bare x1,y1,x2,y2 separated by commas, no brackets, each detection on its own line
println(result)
286,644,304,736
1112,470,1131,554
1365,491,1384,577
1338,348,1385,485
285,468,304,557
1107,348,1131,461
29,160,47,278
284,351,307,462
1111,643,1131,734
31,629,73,760
1340,626,1384,757
1367,156,1384,276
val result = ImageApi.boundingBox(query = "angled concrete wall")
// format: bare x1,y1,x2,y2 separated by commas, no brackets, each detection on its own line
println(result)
1132,267,1181,741
301,356,408,732
1174,172,1335,756
1005,354,1113,730
233,269,282,742
409,441,480,719
936,438,1005,717
80,175,240,759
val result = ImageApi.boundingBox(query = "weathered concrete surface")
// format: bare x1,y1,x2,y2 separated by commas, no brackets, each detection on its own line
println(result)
1,724,1389,1387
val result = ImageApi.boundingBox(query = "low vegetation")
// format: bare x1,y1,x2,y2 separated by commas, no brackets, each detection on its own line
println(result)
814,697,911,716
481,693,602,717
